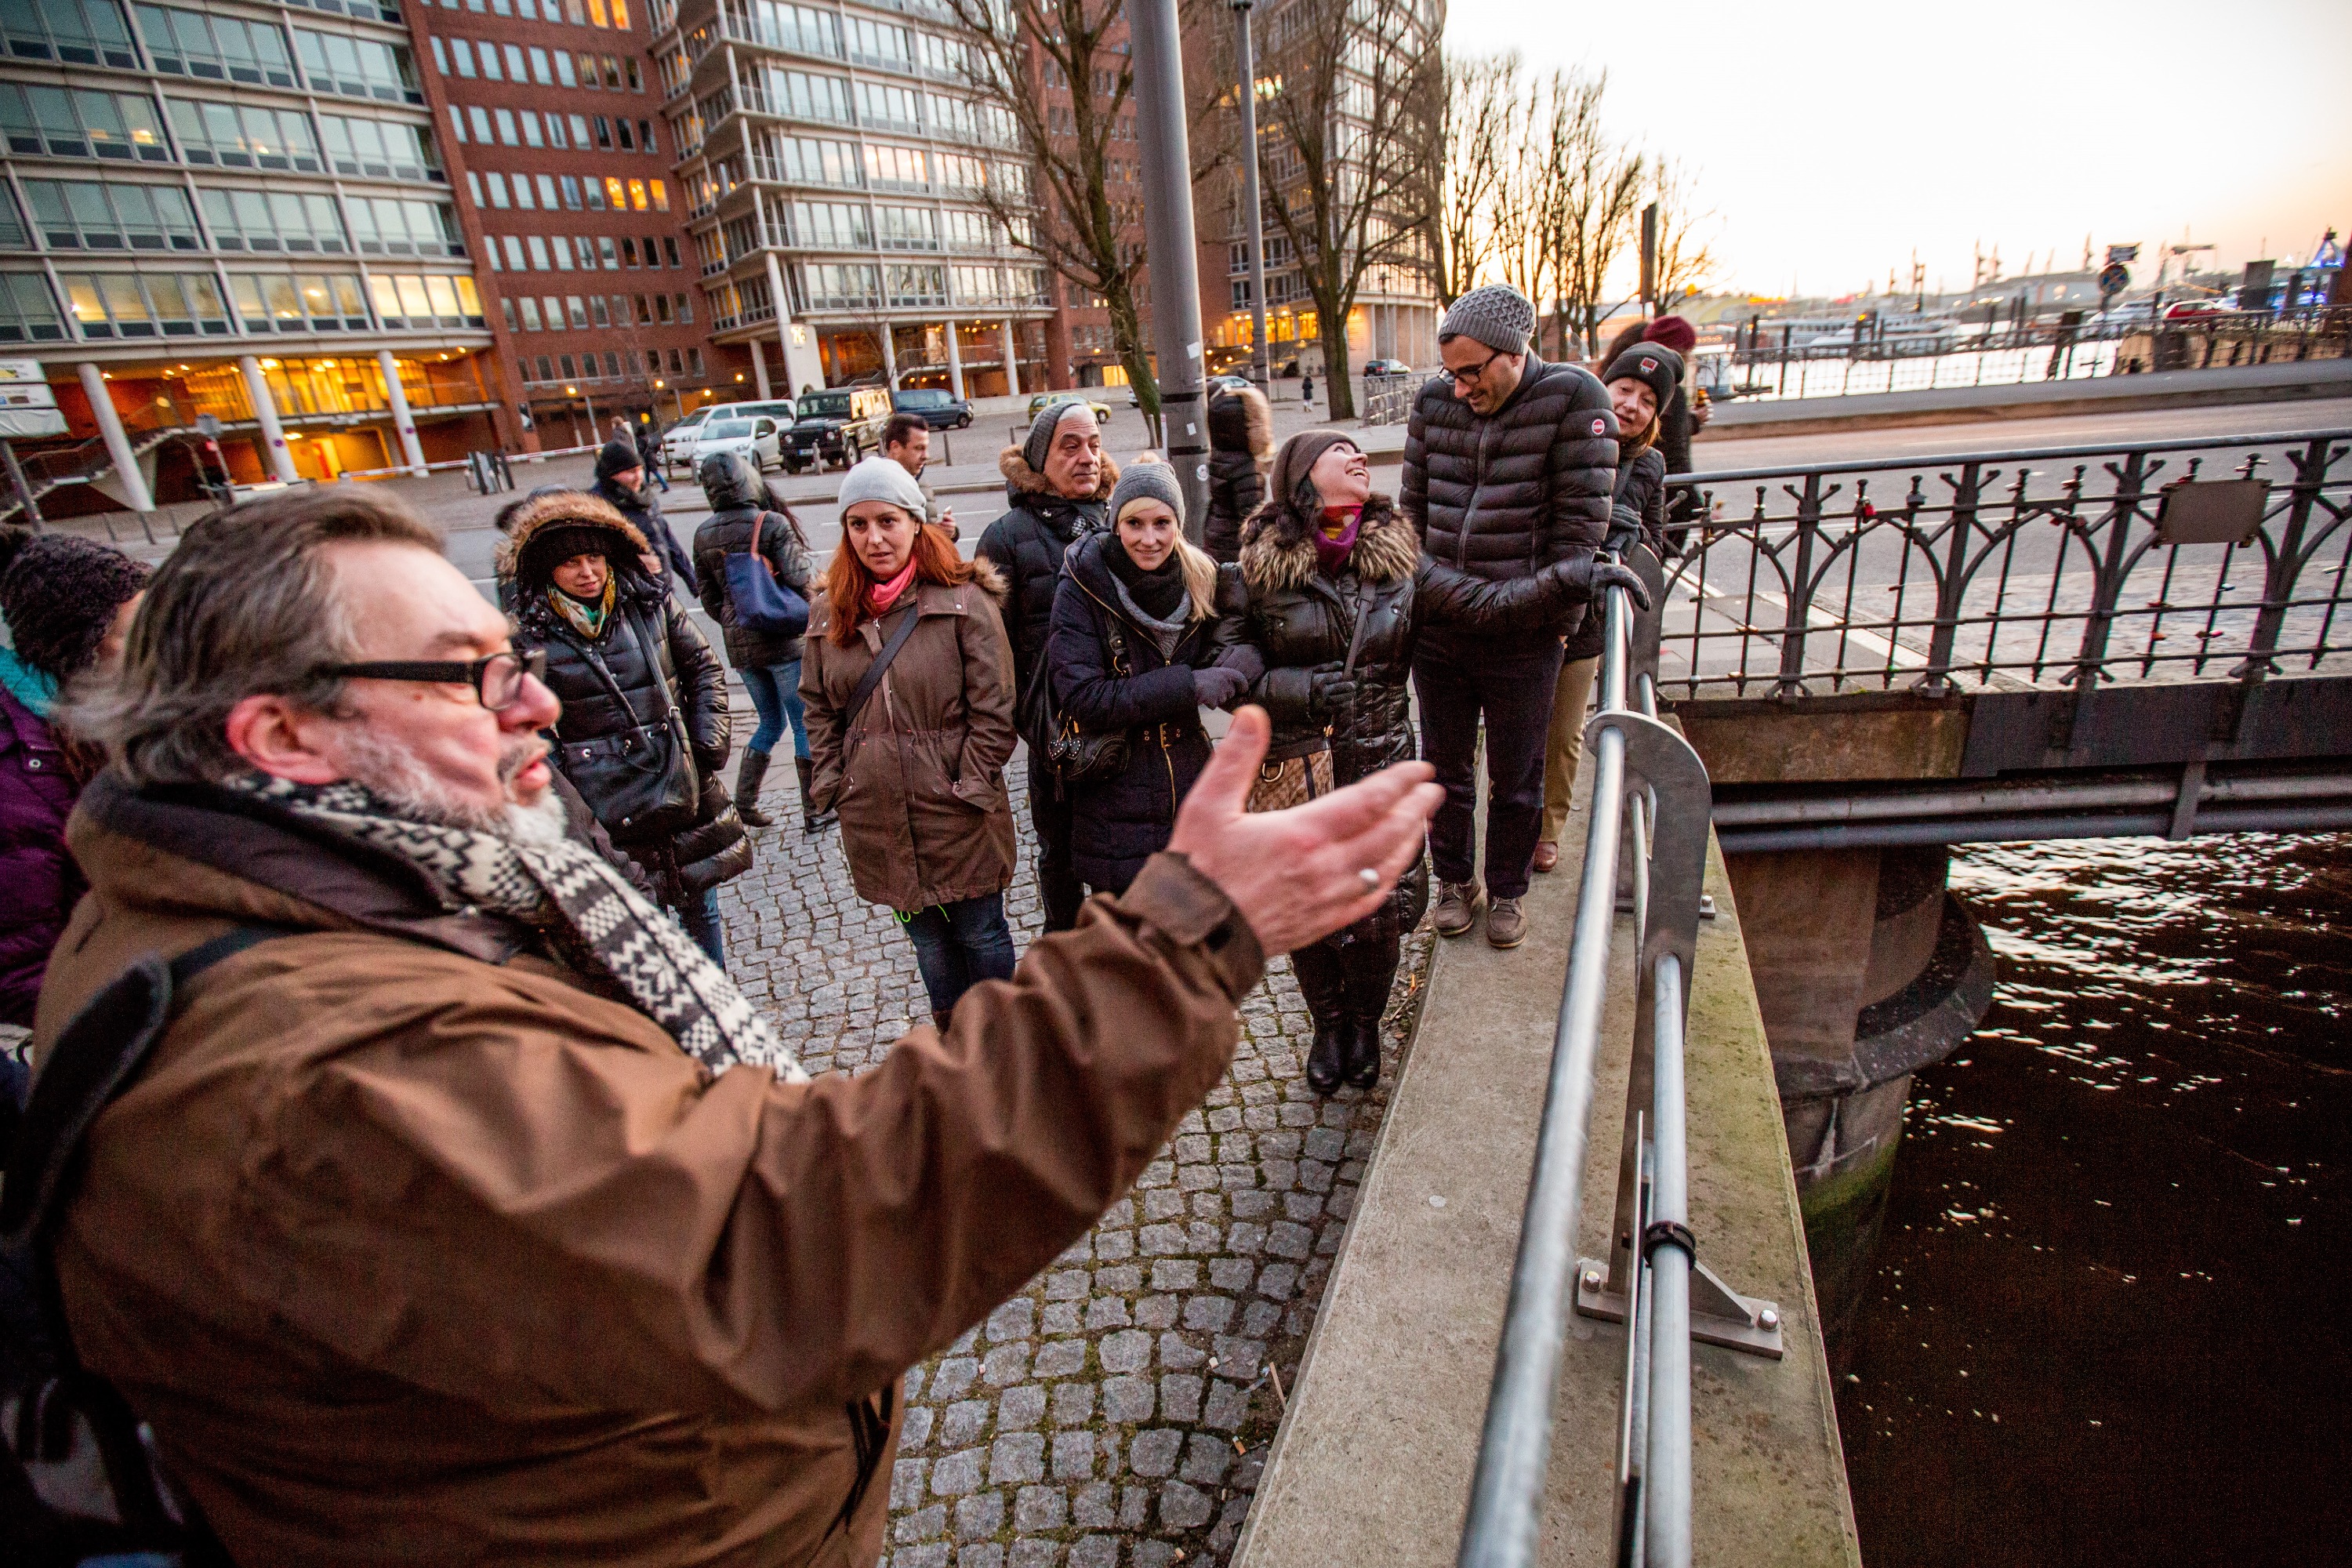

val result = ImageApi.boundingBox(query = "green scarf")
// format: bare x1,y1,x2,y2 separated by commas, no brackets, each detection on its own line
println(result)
548,575,617,640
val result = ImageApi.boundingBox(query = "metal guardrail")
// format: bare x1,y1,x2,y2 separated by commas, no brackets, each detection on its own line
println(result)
1457,549,1781,1568
1657,428,2352,702
1360,370,1436,426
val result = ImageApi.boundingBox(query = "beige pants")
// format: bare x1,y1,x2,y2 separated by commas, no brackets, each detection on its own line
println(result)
1539,655,1602,844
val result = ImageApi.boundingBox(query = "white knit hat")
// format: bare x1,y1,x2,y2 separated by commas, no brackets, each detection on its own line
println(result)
837,455,927,517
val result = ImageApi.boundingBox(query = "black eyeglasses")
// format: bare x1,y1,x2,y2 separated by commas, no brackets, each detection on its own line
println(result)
1436,349,1507,387
319,648,547,711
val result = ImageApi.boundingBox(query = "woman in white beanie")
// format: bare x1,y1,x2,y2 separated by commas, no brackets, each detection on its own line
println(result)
800,457,1021,1027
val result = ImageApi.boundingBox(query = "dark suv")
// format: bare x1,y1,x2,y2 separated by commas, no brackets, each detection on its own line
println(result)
783,387,892,473
893,387,973,430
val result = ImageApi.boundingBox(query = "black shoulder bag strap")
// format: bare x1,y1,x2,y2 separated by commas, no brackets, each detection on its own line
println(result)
843,604,922,737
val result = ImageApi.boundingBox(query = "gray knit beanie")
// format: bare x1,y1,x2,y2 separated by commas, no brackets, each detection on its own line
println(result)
1021,398,1097,474
1439,284,1536,355
837,454,929,517
1107,456,1185,528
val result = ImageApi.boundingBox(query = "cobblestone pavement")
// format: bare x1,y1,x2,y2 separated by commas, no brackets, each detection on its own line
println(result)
717,756,1432,1568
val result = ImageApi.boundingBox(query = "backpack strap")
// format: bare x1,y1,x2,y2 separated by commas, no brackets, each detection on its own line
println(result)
843,604,923,736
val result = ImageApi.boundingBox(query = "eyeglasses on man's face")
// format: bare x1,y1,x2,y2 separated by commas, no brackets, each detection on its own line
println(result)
1436,349,1508,387
319,648,548,711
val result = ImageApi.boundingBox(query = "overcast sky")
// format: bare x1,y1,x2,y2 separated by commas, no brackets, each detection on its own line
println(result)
1441,0,2352,302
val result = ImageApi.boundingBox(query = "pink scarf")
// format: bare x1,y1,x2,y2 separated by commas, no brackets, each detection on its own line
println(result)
867,557,919,614
1314,505,1364,576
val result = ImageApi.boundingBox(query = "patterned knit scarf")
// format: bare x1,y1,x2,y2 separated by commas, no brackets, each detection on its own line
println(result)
549,576,615,641
227,772,805,1082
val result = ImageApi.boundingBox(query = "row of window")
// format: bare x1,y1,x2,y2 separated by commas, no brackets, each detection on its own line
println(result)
499,289,691,332
706,199,1010,258
521,347,700,388
128,5,423,106
429,35,642,93
0,267,485,342
714,69,1011,145
431,0,634,30
446,104,657,156
1,178,458,260
0,85,442,185
466,169,670,215
781,261,1046,313
485,231,681,272
710,2,964,78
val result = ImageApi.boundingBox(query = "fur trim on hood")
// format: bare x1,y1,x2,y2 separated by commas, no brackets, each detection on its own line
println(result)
1209,384,1273,465
1238,493,1418,594
960,554,1011,606
997,445,1120,501
496,491,652,590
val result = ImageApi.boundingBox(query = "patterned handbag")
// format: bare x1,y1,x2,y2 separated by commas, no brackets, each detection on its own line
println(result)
1246,746,1334,813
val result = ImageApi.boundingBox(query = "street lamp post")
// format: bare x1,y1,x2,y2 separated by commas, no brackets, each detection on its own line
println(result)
1131,0,1211,536
567,385,597,449
1232,0,1272,394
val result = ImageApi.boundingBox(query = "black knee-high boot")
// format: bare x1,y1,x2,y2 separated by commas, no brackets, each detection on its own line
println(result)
1338,926,1403,1090
1290,941,1350,1095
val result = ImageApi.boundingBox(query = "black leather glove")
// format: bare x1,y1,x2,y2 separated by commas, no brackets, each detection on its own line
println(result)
1192,666,1250,710
1547,555,1653,613
1307,666,1359,719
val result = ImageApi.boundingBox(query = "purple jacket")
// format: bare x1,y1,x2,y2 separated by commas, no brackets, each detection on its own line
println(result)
0,683,79,1026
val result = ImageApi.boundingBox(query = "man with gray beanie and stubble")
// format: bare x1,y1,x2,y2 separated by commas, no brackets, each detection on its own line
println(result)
977,399,1120,931
1402,283,1635,950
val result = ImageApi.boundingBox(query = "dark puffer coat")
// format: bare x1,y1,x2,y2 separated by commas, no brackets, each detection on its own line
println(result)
1237,494,1584,935
501,494,749,902
1044,532,1240,895
691,452,813,670
1400,355,1616,645
1564,444,1668,662
0,678,77,1025
592,473,698,597
1203,384,1272,564
975,447,1120,716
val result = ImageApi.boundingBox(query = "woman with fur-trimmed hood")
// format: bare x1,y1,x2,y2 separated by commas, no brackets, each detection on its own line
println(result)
1233,430,1634,1094
500,491,749,967
1203,382,1272,564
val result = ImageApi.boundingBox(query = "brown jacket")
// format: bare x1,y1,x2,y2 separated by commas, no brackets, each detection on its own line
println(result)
33,772,1264,1566
800,563,1019,912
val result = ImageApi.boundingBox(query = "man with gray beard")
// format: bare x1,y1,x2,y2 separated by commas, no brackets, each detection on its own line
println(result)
23,488,1442,1564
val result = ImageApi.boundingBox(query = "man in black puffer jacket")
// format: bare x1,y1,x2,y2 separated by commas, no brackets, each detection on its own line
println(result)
1402,283,1617,951
975,401,1120,931
591,438,697,598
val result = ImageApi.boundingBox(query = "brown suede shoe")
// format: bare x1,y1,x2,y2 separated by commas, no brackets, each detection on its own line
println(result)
1486,897,1528,949
1531,840,1560,873
1432,880,1483,937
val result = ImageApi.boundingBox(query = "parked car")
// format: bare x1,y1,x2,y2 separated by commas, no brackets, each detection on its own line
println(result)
1207,373,1254,394
1025,390,1114,426
659,406,713,470
1362,358,1413,377
694,414,785,471
784,386,892,472
2163,300,2226,320
894,387,973,430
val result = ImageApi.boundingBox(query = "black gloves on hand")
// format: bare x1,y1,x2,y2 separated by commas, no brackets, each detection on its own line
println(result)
1548,555,1653,613
1192,666,1250,710
1307,667,1359,719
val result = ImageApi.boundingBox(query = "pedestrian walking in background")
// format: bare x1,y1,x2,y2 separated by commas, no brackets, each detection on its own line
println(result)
609,416,632,445
691,450,815,831
1301,370,1315,408
634,415,669,492
591,438,697,597
1236,430,1642,1089
1403,282,1618,949
882,409,956,536
1203,381,1272,564
1534,343,1677,874
0,526,144,1033
977,400,1118,932
501,492,749,967
33,482,1441,1566
1045,459,1247,898
804,457,1019,1026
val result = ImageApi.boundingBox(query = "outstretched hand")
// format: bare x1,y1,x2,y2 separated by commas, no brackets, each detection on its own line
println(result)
1167,707,1441,956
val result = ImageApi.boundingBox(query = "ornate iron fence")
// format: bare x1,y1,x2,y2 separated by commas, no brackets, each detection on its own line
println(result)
1656,428,2352,702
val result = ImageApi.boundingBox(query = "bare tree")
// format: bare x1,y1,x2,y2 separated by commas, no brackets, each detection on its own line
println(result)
1256,0,1440,419
1647,157,1719,309
1431,51,1518,307
941,0,1161,417
1543,68,1643,360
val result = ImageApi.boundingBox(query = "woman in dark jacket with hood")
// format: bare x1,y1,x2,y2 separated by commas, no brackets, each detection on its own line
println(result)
1203,382,1272,564
1535,344,1677,872
691,450,816,830
1044,459,1247,897
502,492,750,967
1236,430,1645,1093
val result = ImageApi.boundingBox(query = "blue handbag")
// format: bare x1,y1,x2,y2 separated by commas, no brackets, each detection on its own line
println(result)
724,511,811,638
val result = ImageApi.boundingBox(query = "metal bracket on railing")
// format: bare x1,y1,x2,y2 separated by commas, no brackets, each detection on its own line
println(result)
1574,1253,1784,1359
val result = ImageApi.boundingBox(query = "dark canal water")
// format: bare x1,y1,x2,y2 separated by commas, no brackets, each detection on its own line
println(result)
1832,833,2352,1566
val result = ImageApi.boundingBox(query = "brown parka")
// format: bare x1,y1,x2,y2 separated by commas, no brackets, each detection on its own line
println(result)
800,560,1019,913
31,770,1265,1566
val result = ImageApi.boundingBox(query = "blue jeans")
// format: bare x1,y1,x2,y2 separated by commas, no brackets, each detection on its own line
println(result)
740,659,809,760
902,892,1016,1017
677,884,727,971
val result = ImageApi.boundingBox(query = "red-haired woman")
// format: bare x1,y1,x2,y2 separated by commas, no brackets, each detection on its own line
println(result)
801,458,1021,1026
